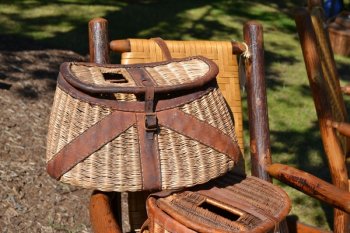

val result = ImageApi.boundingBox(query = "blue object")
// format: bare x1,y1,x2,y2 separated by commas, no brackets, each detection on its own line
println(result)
324,0,344,18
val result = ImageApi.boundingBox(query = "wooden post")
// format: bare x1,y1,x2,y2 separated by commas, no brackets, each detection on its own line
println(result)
89,18,110,64
243,21,272,182
88,17,124,233
295,8,349,233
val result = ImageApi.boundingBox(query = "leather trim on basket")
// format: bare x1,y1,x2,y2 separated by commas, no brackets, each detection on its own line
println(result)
60,55,219,94
157,109,242,162
151,38,172,60
57,74,216,112
136,113,161,190
47,111,136,179
147,198,196,233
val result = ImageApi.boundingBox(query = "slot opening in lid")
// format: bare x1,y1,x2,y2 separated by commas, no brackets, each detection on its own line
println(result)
103,72,128,83
199,200,242,222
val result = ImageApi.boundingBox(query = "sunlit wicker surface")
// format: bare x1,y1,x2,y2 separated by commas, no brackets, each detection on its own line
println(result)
121,39,244,153
145,172,291,233
47,59,239,191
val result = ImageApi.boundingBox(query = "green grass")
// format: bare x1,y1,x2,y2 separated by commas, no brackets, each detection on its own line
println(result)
1,0,350,230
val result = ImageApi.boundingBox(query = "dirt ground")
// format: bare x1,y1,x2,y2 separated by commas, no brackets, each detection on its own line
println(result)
0,50,92,232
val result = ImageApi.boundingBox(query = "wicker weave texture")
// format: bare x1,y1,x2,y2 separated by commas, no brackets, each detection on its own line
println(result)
145,59,209,86
148,173,290,233
46,86,112,162
121,39,244,152
70,58,210,88
71,64,136,87
47,86,238,191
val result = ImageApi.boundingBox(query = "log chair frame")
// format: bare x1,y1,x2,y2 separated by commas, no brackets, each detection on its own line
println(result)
87,16,350,233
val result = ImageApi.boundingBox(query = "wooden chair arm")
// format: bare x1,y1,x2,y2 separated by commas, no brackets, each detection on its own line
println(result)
267,163,350,214
327,120,350,137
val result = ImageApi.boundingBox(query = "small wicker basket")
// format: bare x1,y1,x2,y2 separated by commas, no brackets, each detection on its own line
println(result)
144,172,291,233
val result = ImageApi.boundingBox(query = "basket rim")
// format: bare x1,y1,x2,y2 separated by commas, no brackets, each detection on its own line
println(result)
60,56,219,95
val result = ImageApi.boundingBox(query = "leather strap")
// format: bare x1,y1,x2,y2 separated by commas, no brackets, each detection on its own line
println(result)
157,109,241,162
137,113,161,190
47,111,136,179
152,38,172,61
128,68,161,190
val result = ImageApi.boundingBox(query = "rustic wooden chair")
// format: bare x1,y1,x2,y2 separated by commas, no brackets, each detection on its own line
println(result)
86,16,350,233
87,18,284,233
266,3,350,233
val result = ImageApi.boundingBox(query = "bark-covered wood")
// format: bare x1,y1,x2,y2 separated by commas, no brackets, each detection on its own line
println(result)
295,8,349,233
243,21,271,182
268,164,350,214
88,18,110,64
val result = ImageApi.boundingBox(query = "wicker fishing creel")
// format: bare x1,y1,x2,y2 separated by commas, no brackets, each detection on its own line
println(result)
143,172,291,233
46,52,242,192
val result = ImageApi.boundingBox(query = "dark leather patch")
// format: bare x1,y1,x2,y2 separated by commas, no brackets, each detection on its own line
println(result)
157,109,242,163
47,111,136,179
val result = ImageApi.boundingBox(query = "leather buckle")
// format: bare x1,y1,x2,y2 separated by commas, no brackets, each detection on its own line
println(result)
145,113,158,131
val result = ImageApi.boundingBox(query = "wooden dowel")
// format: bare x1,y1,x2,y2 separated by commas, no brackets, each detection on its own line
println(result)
231,41,246,55
110,39,131,53
268,163,350,214
327,120,350,137
90,191,122,233
243,21,271,182
109,39,247,55
89,18,110,64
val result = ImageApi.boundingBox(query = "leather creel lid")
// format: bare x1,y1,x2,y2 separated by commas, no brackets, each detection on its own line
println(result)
60,56,219,95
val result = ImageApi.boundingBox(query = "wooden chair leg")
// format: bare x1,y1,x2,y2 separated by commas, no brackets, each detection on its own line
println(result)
90,191,122,233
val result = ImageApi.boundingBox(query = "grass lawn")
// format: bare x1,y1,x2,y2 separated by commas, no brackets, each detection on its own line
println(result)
1,0,350,230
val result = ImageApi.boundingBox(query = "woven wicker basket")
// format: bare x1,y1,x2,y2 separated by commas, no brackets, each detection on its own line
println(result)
46,55,242,192
144,172,291,233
